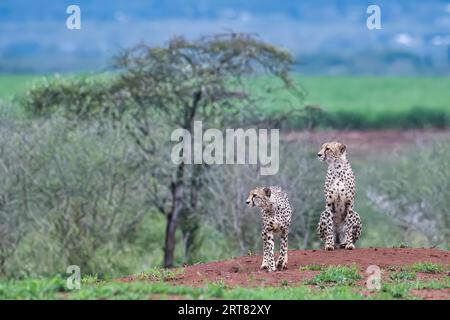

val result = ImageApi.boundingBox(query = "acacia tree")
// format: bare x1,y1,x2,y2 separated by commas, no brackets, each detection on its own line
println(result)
114,33,304,267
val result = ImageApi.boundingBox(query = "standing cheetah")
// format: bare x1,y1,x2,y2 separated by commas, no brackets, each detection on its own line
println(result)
317,142,362,250
246,186,292,271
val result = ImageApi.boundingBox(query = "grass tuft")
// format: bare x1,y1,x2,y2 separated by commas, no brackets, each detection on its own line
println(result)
305,265,362,287
408,263,445,274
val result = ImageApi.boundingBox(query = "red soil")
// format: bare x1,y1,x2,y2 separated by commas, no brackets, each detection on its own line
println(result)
283,129,450,158
120,248,450,299
163,248,449,287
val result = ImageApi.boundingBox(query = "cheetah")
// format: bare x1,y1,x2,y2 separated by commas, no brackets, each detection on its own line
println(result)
246,186,292,271
316,142,362,250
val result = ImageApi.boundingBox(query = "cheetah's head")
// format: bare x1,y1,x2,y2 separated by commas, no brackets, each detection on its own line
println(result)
246,187,271,209
317,141,347,163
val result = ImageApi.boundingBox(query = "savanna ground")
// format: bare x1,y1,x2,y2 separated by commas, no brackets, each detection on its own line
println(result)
1,249,449,299
0,74,449,299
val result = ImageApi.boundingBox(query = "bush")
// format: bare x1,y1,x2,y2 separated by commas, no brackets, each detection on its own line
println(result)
367,142,450,247
285,107,450,130
22,75,130,120
0,118,158,278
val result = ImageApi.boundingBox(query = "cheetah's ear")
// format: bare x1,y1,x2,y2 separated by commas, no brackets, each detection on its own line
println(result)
263,187,271,198
339,143,347,154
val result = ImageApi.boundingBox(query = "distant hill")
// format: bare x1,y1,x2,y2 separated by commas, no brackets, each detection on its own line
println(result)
1,0,450,75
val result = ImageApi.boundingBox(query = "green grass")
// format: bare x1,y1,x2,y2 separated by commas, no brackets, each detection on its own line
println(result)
305,265,362,287
0,277,68,300
408,263,446,274
255,76,450,129
0,75,42,118
299,264,324,271
300,77,450,115
378,282,415,299
0,74,41,98
390,270,417,281
134,267,185,281
1,275,448,300
375,278,450,299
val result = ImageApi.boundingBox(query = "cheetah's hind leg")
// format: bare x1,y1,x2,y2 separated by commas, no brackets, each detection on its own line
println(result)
276,228,289,270
261,230,276,272
318,210,334,250
344,209,362,250
352,211,362,244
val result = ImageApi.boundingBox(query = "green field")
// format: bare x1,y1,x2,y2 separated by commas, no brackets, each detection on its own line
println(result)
0,74,42,98
256,76,450,128
300,77,450,114
2,75,449,128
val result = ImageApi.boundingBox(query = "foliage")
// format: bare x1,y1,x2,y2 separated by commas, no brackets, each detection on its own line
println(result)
0,118,158,277
22,75,128,119
367,142,450,247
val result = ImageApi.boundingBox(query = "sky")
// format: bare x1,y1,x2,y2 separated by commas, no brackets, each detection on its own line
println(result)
1,0,450,75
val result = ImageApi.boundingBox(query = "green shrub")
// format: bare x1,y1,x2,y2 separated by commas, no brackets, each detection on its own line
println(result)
22,75,129,119
306,265,362,286
0,118,160,278
285,107,450,130
367,142,450,247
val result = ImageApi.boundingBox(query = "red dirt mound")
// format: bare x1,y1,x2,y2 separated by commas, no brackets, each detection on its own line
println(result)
120,248,449,299
160,248,449,288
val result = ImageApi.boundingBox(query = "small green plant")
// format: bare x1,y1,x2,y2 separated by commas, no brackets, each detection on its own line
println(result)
300,264,324,271
414,278,450,290
281,280,289,287
305,265,362,286
408,263,445,274
390,270,417,281
380,282,412,299
136,267,184,281
81,274,104,286
393,243,409,249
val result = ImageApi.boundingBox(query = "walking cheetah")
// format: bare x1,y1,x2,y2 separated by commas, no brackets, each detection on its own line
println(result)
317,142,362,250
246,186,292,271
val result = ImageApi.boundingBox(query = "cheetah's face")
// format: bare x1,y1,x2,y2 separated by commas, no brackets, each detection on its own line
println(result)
246,187,271,208
317,141,346,163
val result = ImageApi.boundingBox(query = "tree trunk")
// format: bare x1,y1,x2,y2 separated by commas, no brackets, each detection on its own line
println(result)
163,163,184,268
164,210,179,267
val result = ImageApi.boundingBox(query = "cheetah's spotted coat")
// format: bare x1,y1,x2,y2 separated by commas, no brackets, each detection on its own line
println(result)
317,141,362,250
246,186,292,271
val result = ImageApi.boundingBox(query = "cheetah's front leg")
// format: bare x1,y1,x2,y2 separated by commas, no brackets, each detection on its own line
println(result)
344,209,362,250
317,209,334,250
276,228,289,270
261,229,276,272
